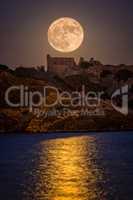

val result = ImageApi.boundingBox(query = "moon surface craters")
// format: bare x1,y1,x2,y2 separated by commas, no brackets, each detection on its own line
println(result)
48,17,84,52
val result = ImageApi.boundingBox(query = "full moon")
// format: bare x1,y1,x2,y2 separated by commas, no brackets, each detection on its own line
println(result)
48,17,84,53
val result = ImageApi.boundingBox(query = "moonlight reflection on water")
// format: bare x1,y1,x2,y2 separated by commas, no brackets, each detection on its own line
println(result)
0,133,133,200
24,136,104,200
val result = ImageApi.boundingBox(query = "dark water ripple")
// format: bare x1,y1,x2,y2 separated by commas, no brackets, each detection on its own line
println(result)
0,132,133,200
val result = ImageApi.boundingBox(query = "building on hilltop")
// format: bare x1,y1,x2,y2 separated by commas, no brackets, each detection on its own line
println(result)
47,54,77,77
47,54,133,80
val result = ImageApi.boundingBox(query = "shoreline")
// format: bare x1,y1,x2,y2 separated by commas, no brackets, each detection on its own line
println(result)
0,129,133,135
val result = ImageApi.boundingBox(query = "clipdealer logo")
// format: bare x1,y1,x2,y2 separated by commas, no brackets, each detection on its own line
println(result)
5,84,129,115
4,85,104,111
111,85,128,115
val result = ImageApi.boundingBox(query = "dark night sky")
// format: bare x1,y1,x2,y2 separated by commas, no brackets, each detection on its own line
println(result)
0,0,133,67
